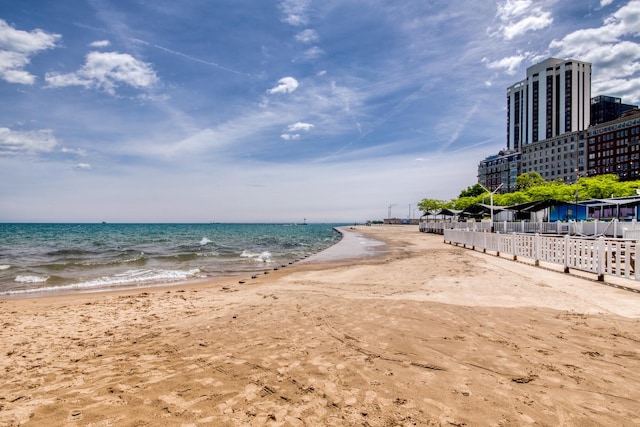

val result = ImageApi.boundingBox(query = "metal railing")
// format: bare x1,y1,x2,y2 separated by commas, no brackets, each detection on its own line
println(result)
443,229,639,281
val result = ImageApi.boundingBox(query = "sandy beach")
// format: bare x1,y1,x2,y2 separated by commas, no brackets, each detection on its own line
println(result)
2,225,640,426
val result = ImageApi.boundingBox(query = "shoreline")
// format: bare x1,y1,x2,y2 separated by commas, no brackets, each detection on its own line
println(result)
3,225,640,425
0,225,376,301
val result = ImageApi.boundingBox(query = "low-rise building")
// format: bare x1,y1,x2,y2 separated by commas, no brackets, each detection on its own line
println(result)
477,149,520,193
519,129,587,183
587,109,640,180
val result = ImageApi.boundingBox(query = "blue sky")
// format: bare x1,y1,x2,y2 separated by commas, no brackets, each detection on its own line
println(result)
1,0,639,222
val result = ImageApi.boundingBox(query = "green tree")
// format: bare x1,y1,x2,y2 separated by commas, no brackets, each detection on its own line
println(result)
420,174,640,213
417,198,446,214
453,196,482,210
458,183,486,198
516,171,545,190
574,174,621,199
494,191,531,206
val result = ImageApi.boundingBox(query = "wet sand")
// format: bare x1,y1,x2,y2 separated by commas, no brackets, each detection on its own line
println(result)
2,225,640,426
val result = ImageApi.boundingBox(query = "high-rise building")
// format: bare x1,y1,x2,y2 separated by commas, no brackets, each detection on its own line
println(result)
507,58,592,151
591,95,638,125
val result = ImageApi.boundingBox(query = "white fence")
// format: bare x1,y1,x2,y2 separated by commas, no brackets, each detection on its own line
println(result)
421,219,640,238
443,229,639,281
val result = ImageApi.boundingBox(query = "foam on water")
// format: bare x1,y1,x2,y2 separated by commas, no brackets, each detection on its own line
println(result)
15,275,50,283
199,237,211,246
0,265,11,270
257,251,272,262
240,250,255,258
240,250,272,262
2,268,202,296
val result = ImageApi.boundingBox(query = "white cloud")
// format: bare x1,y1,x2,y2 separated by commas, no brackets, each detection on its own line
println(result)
281,122,314,140
287,122,314,132
494,0,553,40
90,40,111,48
279,0,310,26
75,163,92,170
0,127,58,155
267,76,299,94
483,54,528,75
0,19,60,84
601,0,614,6
550,0,640,102
45,51,158,95
295,29,318,43
302,46,324,60
62,147,87,156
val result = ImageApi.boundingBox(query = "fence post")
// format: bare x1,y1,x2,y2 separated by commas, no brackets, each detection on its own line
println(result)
614,219,619,238
634,241,639,281
512,233,517,261
534,233,540,266
563,234,570,273
596,236,605,281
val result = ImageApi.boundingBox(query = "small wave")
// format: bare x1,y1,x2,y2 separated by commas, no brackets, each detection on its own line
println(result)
257,251,271,262
83,252,146,267
172,253,200,262
240,250,272,262
2,268,201,296
15,275,50,283
46,248,94,256
196,252,219,258
0,264,11,270
200,237,212,246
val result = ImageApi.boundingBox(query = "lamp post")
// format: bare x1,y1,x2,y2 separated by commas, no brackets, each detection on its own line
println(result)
388,204,396,220
478,183,503,231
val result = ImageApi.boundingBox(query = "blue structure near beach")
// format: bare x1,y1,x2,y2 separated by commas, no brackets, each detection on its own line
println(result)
549,203,587,222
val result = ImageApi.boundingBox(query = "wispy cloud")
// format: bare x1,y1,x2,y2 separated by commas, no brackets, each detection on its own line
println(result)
437,102,481,152
0,19,60,84
301,46,324,61
0,127,58,155
62,147,87,156
483,53,529,75
281,121,314,140
129,37,254,78
90,40,110,48
287,122,314,132
278,0,310,26
493,0,553,40
295,29,318,43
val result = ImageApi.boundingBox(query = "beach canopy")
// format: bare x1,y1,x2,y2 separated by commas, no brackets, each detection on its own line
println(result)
437,208,462,216
502,199,564,213
459,203,507,218
578,196,640,207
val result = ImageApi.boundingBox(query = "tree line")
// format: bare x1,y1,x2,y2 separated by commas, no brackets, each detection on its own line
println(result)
418,173,640,213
